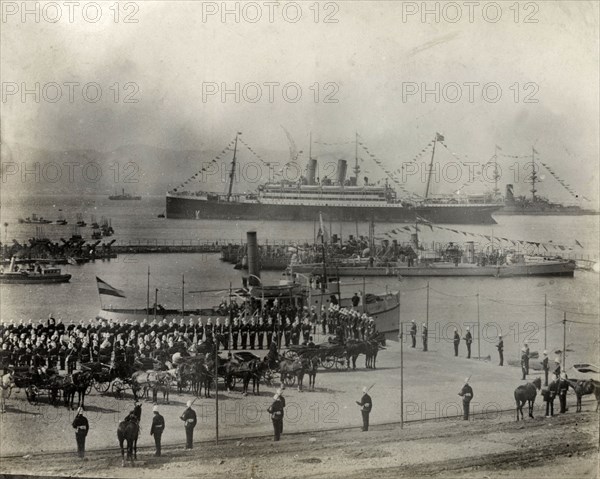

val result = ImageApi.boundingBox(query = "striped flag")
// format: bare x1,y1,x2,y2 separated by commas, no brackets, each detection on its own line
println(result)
96,277,126,298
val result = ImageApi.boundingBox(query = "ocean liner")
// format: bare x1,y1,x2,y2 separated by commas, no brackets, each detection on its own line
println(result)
166,133,501,224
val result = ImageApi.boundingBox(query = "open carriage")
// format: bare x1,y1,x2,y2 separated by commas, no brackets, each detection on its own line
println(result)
282,342,347,369
11,366,63,404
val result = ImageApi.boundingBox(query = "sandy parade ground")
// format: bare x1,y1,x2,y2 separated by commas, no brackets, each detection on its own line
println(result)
1,337,598,478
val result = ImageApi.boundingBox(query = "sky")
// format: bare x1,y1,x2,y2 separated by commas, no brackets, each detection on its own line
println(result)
1,1,599,203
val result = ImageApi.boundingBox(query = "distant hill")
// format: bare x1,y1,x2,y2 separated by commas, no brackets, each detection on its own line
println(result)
0,143,290,196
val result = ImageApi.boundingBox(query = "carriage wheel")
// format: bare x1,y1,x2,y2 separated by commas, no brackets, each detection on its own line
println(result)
335,357,347,370
26,385,39,404
282,374,296,386
178,378,191,393
263,369,275,386
283,350,298,360
226,376,236,391
112,380,125,399
321,357,335,369
94,380,111,393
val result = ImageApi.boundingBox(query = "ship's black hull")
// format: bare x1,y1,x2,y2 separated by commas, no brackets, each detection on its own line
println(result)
166,196,499,224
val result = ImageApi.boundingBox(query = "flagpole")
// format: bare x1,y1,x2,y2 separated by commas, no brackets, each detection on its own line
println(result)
146,266,150,314
181,274,185,315
154,288,158,320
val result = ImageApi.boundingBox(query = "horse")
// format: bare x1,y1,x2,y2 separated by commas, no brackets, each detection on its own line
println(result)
63,371,93,409
306,357,318,391
345,340,370,370
279,358,304,389
365,333,386,369
150,375,172,404
242,358,271,396
514,377,542,421
0,372,15,413
117,403,142,466
567,379,600,412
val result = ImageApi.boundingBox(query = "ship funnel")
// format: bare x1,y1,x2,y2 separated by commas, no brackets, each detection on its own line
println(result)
306,159,317,185
337,159,347,185
506,184,514,204
246,231,260,286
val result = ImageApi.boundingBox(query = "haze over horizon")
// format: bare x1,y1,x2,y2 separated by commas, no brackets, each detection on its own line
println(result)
2,1,598,204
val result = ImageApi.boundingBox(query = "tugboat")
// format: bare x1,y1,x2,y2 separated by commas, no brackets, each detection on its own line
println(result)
0,258,71,284
18,214,52,224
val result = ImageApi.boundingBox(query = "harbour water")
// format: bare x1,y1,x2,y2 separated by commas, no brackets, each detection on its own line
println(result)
1,193,598,366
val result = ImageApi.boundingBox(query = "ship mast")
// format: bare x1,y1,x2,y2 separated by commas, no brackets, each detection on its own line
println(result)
493,145,500,198
529,146,537,201
227,133,240,202
424,134,438,199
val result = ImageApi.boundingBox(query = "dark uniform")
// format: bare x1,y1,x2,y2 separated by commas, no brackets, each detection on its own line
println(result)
422,325,428,352
410,322,417,348
545,377,558,416
72,410,89,458
458,382,473,420
150,410,165,456
453,330,460,357
496,336,504,366
356,390,372,431
558,375,569,413
180,404,197,449
542,355,549,386
464,330,472,359
267,395,284,441
521,351,528,380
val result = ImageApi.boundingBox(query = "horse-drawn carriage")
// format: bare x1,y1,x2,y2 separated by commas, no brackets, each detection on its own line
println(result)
11,366,63,404
283,343,347,370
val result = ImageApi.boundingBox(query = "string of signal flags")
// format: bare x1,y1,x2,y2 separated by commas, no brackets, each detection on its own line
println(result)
374,216,585,254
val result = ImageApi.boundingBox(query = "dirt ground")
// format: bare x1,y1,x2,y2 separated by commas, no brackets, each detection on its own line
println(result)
1,341,598,478
0,408,598,479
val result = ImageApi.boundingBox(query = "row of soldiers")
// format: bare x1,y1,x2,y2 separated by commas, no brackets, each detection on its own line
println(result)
0,301,378,371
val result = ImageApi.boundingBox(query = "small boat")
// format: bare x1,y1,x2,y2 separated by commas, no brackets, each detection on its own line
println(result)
76,213,87,227
17,214,52,224
0,258,71,284
55,212,68,225
109,188,141,200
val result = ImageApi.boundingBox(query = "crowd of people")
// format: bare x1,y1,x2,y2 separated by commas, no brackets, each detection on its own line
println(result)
0,297,380,375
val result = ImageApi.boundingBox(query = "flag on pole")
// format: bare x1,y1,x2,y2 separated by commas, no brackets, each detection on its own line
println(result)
317,213,329,242
96,277,126,298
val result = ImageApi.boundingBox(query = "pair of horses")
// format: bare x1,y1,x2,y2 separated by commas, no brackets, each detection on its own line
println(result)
224,357,272,396
130,369,176,404
279,357,318,391
345,334,385,370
